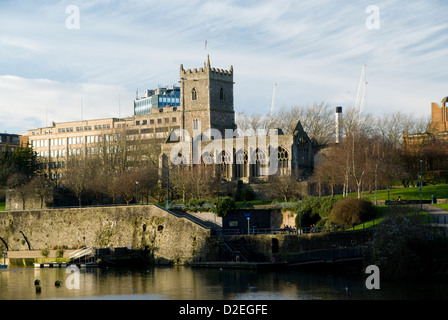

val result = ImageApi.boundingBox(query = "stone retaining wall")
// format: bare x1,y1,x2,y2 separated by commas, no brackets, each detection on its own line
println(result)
0,205,214,265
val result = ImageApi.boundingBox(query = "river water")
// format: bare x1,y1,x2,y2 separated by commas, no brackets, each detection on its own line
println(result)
0,266,447,300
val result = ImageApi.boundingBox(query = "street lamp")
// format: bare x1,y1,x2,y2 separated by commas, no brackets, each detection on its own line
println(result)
166,165,170,209
420,158,423,211
8,188,12,211
135,180,139,205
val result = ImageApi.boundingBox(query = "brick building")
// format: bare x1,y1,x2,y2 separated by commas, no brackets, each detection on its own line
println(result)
403,96,448,151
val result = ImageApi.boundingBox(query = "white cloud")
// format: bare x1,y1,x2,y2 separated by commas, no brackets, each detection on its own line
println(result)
0,75,134,134
0,0,447,134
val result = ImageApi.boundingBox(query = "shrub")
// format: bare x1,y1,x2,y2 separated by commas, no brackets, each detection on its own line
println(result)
56,248,65,258
40,248,50,257
240,187,256,202
294,196,339,228
215,197,236,217
188,198,205,208
329,197,375,225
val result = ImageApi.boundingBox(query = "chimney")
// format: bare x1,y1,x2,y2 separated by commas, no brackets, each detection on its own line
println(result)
335,106,343,143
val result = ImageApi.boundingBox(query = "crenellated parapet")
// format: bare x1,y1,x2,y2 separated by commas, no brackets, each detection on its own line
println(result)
180,55,233,81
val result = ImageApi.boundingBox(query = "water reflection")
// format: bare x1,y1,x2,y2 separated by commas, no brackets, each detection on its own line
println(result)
0,266,446,300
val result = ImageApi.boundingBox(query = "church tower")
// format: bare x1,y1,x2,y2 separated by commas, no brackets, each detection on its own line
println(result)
180,55,235,140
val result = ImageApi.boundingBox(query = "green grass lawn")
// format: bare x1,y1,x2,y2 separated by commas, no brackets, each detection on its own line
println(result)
353,184,448,202
432,203,448,211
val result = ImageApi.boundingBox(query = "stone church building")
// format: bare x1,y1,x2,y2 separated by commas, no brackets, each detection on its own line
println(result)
19,56,314,200
159,56,314,184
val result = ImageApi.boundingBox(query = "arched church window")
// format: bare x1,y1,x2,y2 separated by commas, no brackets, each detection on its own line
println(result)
192,88,197,101
220,151,232,180
235,149,248,178
220,88,224,101
251,148,266,177
278,146,289,175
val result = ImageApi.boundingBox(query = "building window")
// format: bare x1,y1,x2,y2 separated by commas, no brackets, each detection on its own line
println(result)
192,88,197,101
157,118,162,124
220,151,232,180
220,88,224,101
150,119,154,124
193,119,199,130
278,146,289,175
172,117,177,123
165,118,169,123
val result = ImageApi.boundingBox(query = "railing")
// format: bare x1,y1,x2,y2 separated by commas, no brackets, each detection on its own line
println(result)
219,222,376,237
154,204,212,230
68,247,95,261
221,240,249,262
431,215,448,225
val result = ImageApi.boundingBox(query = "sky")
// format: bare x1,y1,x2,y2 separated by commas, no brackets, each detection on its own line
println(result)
0,0,447,134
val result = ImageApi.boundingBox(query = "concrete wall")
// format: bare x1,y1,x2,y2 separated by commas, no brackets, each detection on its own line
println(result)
0,205,214,265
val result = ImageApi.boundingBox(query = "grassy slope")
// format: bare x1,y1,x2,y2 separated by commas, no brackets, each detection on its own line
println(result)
350,184,448,202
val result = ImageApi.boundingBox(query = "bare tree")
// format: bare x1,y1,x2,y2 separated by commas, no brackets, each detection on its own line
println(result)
274,102,335,147
169,164,193,203
134,165,159,203
275,105,302,135
349,132,370,199
64,157,88,207
375,111,431,148
118,170,139,205
235,112,251,136
269,173,301,201
29,175,52,208
7,173,32,209
314,154,338,197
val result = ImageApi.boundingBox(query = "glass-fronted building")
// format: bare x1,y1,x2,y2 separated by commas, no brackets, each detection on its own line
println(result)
134,86,180,115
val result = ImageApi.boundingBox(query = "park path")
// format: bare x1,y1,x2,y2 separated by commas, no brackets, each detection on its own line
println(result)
422,204,448,224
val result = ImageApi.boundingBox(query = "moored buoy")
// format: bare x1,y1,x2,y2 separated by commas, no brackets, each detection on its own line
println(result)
55,280,62,286
34,279,40,285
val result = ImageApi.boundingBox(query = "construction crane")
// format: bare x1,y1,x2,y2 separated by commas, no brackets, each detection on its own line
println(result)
270,83,277,119
353,65,368,121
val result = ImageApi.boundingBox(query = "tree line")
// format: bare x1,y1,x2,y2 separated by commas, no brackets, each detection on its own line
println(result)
2,102,444,208
1,128,226,209
237,102,446,200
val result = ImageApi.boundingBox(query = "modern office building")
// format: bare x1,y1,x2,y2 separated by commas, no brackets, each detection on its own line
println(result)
134,86,180,115
21,110,181,180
